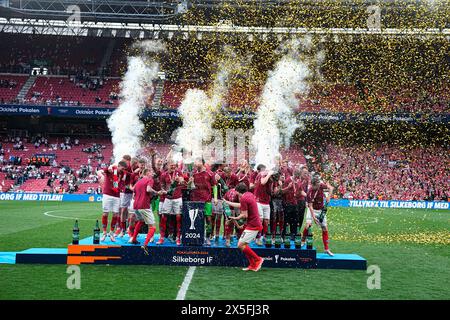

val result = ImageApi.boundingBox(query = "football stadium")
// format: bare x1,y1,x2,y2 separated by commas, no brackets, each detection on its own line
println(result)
0,0,449,305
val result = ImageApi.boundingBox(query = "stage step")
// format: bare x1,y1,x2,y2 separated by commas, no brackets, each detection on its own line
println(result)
11,235,367,270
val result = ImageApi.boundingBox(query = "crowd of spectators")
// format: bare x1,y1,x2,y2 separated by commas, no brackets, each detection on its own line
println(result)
0,134,109,193
321,143,449,201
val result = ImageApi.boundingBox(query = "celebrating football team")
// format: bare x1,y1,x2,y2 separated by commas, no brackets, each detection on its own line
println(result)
97,149,334,271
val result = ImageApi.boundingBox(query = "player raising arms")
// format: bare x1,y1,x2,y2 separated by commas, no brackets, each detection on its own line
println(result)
253,165,277,246
158,159,186,246
128,168,158,254
235,159,252,189
189,157,218,246
224,183,264,272
116,156,138,237
211,166,239,243
97,160,128,242
302,173,334,256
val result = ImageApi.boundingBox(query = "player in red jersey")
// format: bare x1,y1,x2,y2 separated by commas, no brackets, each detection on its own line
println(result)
158,159,187,246
235,159,252,189
224,183,264,272
223,188,242,247
295,166,309,234
127,166,141,238
253,165,277,245
211,166,239,243
128,168,158,254
302,173,334,256
116,156,139,237
151,154,165,216
281,170,302,240
96,160,127,242
270,173,284,240
189,157,218,246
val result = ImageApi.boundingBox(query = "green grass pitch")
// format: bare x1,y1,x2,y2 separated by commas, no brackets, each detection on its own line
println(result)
0,201,449,300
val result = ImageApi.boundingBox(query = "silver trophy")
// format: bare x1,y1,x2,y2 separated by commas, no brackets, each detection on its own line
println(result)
189,208,198,230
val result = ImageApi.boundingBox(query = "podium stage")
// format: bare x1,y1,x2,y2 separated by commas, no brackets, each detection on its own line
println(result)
8,233,367,270
2,202,367,270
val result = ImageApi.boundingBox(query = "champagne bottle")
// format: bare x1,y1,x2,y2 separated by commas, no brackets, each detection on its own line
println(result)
93,220,100,244
306,226,313,250
218,178,229,193
265,231,272,248
318,201,328,223
166,180,177,197
294,226,302,249
222,202,232,217
274,226,282,248
284,225,291,248
72,219,79,245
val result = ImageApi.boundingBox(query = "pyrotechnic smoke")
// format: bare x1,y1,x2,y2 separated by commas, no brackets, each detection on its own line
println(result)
107,41,166,162
252,37,318,169
175,46,237,160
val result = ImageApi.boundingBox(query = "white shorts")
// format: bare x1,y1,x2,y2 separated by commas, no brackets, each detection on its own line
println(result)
306,208,327,228
162,198,182,215
102,194,120,213
120,193,133,208
212,199,223,215
128,199,135,214
257,203,271,220
239,229,259,244
158,201,164,215
134,209,155,225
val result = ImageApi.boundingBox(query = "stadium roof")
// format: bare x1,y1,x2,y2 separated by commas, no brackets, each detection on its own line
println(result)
0,0,448,38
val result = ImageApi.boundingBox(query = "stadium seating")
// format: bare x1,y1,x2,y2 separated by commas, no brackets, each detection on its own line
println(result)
24,76,121,107
17,179,50,193
0,75,28,103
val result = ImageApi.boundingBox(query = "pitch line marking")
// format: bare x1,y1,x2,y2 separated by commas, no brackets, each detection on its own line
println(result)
43,210,96,221
176,266,196,300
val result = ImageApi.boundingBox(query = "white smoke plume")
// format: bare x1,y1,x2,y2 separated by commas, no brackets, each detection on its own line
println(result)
252,37,317,169
107,41,165,162
175,46,236,161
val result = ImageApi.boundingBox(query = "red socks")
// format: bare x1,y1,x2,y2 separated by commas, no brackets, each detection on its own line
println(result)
242,245,260,266
144,227,156,246
215,215,222,237
110,215,118,232
262,221,268,236
302,227,308,241
102,215,108,232
176,215,182,238
132,220,143,241
159,215,167,239
322,230,329,250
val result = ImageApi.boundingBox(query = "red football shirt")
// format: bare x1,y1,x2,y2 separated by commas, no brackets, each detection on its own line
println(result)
190,170,217,202
296,178,309,201
307,182,327,210
236,171,251,188
119,168,133,194
133,176,154,210
103,169,120,198
161,169,185,200
282,176,297,205
239,192,262,231
223,188,240,203
253,172,272,205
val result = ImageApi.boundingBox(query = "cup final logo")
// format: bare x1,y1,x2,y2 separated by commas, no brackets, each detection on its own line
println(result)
189,208,198,230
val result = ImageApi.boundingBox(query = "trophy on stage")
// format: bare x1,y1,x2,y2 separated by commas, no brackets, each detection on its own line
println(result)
185,157,196,190
189,208,199,230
